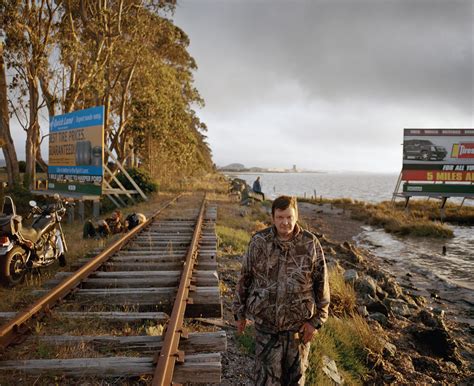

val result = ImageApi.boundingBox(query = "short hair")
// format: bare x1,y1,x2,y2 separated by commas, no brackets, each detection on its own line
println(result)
271,195,298,216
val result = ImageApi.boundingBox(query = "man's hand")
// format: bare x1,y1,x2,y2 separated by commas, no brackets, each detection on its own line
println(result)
236,319,247,334
300,322,318,344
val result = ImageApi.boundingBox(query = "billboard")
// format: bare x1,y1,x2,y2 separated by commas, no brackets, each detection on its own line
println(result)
402,129,474,183
48,106,104,195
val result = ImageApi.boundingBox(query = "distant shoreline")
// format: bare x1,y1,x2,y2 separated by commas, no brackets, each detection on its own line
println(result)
221,170,327,174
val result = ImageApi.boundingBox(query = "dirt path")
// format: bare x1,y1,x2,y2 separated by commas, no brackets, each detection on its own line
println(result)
298,202,363,242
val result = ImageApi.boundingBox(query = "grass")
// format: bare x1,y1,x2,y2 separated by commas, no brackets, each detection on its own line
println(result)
216,225,251,255
235,325,256,355
299,197,461,238
306,315,384,385
328,268,357,318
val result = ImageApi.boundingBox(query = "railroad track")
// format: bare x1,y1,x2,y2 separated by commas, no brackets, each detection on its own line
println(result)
0,194,225,384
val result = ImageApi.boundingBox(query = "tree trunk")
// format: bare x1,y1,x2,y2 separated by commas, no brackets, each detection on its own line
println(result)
25,72,40,189
0,42,20,187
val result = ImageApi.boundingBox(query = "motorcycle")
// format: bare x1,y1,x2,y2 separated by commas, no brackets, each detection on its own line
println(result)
0,194,70,287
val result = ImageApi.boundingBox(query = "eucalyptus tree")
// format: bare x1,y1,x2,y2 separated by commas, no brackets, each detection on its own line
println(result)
0,0,60,188
0,37,20,186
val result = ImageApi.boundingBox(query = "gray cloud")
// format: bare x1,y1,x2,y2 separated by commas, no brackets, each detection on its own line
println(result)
173,0,473,171
8,0,472,171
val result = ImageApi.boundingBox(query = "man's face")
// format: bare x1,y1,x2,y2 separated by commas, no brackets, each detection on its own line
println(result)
273,207,297,240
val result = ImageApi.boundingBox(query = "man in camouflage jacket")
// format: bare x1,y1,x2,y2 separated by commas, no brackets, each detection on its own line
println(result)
233,196,330,385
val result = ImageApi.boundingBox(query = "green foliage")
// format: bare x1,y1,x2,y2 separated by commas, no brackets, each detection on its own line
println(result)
35,342,54,359
115,168,158,195
216,225,250,254
235,325,256,355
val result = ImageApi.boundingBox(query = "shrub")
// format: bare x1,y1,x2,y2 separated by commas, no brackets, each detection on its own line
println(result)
115,167,158,195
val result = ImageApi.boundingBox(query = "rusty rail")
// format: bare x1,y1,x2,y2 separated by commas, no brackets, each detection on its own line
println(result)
152,195,207,386
0,195,181,351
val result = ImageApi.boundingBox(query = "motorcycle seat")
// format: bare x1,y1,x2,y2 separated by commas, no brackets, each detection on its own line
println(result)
20,227,40,243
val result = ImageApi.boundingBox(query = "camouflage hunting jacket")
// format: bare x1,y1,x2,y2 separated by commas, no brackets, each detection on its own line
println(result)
233,224,330,332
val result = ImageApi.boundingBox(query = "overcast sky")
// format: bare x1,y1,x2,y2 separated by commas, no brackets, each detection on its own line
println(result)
172,0,473,172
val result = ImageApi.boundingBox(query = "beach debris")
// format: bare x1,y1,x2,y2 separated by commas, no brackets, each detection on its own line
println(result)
321,355,344,385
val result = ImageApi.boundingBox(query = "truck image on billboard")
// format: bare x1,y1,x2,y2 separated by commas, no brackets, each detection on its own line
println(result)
48,106,104,195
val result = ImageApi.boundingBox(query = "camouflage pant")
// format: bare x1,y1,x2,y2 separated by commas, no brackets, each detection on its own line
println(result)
254,327,310,386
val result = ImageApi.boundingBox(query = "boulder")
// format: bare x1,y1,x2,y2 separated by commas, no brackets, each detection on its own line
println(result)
412,295,427,307
382,341,397,357
376,285,388,300
382,278,404,298
409,323,462,364
357,305,369,317
343,269,359,283
367,300,390,317
369,312,389,326
366,267,389,282
345,242,365,264
432,307,445,318
417,310,441,328
321,355,344,385
384,298,411,317
355,275,377,298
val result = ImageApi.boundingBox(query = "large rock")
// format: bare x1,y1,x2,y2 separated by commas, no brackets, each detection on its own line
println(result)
417,310,441,328
382,278,404,298
382,341,397,357
367,299,390,317
369,312,389,326
384,298,411,317
409,322,462,364
355,275,377,298
321,355,344,385
357,305,369,317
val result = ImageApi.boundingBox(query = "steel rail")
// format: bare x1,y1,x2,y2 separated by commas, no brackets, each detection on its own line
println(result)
0,194,181,351
152,194,207,386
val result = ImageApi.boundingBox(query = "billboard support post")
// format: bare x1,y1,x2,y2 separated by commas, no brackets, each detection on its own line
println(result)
104,148,147,201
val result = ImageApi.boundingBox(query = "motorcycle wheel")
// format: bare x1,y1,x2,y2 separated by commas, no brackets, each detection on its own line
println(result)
0,246,27,287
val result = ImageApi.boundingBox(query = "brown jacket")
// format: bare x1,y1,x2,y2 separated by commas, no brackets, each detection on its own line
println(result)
233,224,330,332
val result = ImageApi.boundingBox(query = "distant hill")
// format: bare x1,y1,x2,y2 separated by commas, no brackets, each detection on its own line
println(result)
219,163,246,171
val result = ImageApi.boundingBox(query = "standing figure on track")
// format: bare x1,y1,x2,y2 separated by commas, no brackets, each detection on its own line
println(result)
233,195,330,385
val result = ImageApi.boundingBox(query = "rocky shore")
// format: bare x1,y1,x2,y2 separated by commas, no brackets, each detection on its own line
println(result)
217,197,473,384
299,202,473,384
